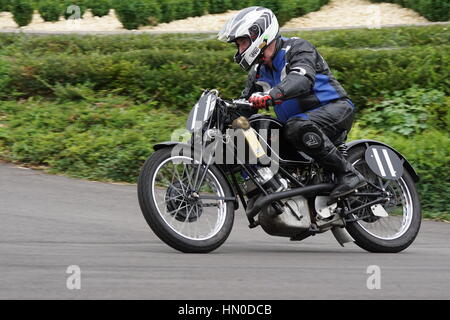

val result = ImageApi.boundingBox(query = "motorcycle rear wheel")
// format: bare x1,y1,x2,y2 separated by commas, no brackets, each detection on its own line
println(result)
344,146,421,253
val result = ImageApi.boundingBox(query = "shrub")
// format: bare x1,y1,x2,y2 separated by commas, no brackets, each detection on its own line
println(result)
293,0,330,16
369,0,450,21
0,57,11,100
158,0,205,23
359,87,449,135
157,0,176,23
320,45,450,108
0,0,11,12
2,23,445,55
173,0,194,20
415,0,450,21
38,0,63,22
0,98,187,182
5,42,448,110
0,26,448,110
226,0,329,26
114,0,161,29
208,0,232,14
193,0,209,17
87,0,111,17
167,0,194,22
258,0,301,26
10,0,34,27
285,25,450,49
230,0,251,10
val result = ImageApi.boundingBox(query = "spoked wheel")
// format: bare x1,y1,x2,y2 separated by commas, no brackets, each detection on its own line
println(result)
344,146,421,253
138,146,234,253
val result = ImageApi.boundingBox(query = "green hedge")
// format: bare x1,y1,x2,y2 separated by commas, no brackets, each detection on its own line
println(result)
1,25,447,59
0,33,448,109
0,98,187,182
369,0,450,21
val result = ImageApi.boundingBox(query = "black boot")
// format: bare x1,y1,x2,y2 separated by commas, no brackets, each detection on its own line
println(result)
317,147,367,199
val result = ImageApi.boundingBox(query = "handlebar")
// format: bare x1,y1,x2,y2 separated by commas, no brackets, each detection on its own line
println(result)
231,99,253,109
224,98,272,110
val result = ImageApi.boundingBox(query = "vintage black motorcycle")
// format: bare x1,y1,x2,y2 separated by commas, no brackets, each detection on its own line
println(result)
138,89,421,253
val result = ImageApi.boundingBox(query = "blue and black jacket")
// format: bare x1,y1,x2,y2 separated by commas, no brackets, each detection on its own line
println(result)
241,36,352,123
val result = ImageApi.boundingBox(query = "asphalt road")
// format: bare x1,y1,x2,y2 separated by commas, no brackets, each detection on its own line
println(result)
1,161,449,300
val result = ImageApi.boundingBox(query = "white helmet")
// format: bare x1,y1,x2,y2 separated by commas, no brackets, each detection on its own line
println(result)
218,6,279,71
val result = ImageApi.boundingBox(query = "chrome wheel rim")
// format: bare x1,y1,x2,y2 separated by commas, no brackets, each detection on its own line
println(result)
151,156,227,241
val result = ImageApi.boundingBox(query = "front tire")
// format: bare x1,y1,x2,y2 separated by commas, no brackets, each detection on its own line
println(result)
344,146,421,253
138,146,235,253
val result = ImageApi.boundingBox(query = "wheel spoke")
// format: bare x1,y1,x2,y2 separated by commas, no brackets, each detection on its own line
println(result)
183,163,195,190
156,194,184,208
178,205,195,235
166,203,189,218
172,163,186,194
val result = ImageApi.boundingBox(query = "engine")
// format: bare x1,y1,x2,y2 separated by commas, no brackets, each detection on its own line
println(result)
258,195,311,237
242,165,312,237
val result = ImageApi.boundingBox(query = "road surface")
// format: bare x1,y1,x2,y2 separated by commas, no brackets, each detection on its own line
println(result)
1,161,449,299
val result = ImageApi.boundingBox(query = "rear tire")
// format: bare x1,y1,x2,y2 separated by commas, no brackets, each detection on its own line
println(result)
138,146,235,253
344,146,421,253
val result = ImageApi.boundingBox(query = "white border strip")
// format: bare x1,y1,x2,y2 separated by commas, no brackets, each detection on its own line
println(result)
382,148,397,177
372,148,386,177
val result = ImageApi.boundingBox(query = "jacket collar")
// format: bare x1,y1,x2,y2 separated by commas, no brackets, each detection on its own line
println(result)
261,36,284,72
257,36,284,71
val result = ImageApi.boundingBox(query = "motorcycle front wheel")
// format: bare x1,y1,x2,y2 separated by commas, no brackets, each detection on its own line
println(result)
344,146,422,253
138,146,235,253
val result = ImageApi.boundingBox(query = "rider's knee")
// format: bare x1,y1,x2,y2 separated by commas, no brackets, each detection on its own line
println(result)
284,117,324,152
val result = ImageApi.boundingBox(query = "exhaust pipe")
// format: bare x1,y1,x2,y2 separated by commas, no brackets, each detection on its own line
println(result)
246,183,335,220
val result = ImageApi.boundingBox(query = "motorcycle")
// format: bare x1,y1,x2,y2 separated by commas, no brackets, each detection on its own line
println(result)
137,89,421,253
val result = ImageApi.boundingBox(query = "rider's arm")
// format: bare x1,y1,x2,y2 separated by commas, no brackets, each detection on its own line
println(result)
269,40,318,103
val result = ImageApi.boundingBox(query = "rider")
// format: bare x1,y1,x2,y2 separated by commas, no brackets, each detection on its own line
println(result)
218,6,366,199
